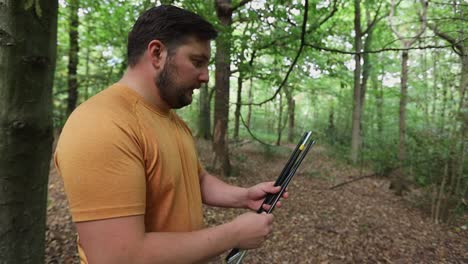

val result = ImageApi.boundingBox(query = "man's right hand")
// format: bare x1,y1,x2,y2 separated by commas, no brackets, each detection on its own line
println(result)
232,212,274,249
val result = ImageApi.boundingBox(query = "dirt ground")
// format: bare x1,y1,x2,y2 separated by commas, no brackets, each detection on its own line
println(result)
45,140,467,263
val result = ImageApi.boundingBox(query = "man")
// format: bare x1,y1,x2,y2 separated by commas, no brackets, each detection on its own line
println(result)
55,5,286,263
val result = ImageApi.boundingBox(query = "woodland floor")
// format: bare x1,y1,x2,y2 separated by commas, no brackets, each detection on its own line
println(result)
45,139,467,264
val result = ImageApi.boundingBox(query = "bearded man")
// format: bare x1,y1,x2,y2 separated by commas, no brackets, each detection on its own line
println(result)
55,5,285,264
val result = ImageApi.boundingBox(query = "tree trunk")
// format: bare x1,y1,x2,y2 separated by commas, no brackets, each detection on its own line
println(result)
327,104,336,145
234,74,243,141
454,52,467,195
421,46,430,126
276,92,283,146
67,0,80,116
213,0,232,176
392,48,411,196
350,0,363,163
375,63,384,135
0,1,58,263
431,50,439,123
247,76,253,128
284,85,295,142
440,77,448,132
399,49,409,167
198,84,211,139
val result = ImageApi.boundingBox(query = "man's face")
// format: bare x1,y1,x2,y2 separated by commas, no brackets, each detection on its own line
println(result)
155,38,211,109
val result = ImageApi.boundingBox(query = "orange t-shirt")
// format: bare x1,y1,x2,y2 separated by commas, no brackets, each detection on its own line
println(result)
54,84,204,263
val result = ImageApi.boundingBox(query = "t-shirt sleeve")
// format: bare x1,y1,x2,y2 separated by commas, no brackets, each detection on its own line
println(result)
54,108,146,222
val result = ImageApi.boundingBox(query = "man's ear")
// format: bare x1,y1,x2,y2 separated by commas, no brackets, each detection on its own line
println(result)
148,40,166,69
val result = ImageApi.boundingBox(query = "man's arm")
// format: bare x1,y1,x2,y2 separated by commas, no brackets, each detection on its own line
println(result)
77,213,273,264
199,169,287,210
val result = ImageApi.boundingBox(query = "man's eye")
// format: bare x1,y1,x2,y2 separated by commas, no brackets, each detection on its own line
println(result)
193,60,204,68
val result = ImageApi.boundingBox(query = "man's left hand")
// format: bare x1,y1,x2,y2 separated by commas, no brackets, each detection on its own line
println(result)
245,181,289,211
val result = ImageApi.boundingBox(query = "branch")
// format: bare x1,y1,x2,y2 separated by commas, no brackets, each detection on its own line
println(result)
329,173,378,190
409,0,429,46
239,112,276,147
389,0,405,40
428,23,464,55
250,0,310,106
304,40,461,54
428,0,468,6
253,0,338,55
362,1,384,36
390,0,428,47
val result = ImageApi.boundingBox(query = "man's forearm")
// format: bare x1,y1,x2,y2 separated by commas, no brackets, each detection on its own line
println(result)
138,222,239,264
77,215,240,264
200,172,248,208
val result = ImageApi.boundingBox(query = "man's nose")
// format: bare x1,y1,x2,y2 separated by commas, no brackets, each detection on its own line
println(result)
199,67,209,83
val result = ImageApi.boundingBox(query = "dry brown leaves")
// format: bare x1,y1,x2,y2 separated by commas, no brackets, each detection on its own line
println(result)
45,140,467,263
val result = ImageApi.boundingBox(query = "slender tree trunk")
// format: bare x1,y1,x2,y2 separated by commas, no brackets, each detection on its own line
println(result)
234,74,243,141
67,0,80,116
84,46,90,100
422,46,430,126
454,53,467,195
276,92,283,146
375,64,384,135
198,84,211,139
431,50,439,123
284,85,295,142
213,0,232,176
0,1,58,262
247,76,253,128
360,27,373,106
399,49,409,166
440,78,448,132
350,0,363,163
328,104,336,145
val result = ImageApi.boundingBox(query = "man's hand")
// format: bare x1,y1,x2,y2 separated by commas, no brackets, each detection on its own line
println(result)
232,212,274,249
245,181,289,211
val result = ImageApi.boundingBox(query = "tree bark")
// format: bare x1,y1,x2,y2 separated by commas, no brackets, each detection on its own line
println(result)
0,0,58,263
233,74,243,141
327,103,336,144
198,84,211,139
350,0,363,163
67,0,80,116
247,76,253,127
431,50,439,122
454,54,467,195
284,85,295,142
276,92,283,146
213,0,232,176
399,49,409,166
371,62,384,135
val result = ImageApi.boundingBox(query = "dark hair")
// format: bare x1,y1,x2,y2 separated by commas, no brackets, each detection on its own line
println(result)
127,5,217,67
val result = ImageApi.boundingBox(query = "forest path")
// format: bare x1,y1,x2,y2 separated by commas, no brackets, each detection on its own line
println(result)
45,140,467,263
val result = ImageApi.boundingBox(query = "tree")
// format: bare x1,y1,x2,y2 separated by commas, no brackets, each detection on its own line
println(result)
0,0,58,263
350,0,387,163
198,84,212,139
67,0,80,116
213,0,252,175
389,0,427,195
427,1,467,222
350,0,364,164
213,0,233,176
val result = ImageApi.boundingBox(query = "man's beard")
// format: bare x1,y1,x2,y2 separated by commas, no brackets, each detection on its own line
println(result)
155,60,194,109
